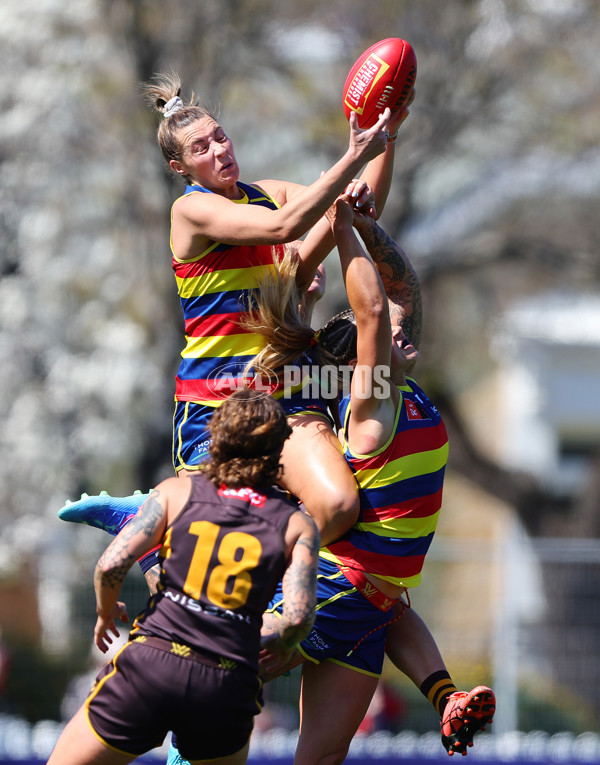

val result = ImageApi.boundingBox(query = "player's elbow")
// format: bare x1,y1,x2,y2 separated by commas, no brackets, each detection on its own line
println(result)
299,611,315,641
95,560,116,580
370,292,388,320
270,222,306,244
355,291,387,326
294,609,316,646
280,605,315,649
291,606,315,633
268,210,316,244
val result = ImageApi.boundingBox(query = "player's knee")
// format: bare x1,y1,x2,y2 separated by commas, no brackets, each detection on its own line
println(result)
311,491,359,545
317,475,358,513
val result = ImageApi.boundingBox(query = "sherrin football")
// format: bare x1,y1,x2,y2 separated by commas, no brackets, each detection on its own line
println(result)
343,38,417,129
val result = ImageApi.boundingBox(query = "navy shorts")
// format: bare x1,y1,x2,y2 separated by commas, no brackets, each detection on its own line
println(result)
85,638,262,759
172,400,215,471
266,558,393,677
172,394,333,472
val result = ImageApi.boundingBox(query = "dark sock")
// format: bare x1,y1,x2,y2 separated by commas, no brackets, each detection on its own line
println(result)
420,670,457,717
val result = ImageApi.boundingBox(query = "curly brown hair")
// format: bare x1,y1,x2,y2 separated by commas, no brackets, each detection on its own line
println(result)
203,390,292,489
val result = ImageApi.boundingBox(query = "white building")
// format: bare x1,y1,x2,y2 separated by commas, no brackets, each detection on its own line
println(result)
488,291,600,495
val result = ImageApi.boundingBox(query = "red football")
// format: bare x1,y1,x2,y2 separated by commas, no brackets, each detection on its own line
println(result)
342,38,417,129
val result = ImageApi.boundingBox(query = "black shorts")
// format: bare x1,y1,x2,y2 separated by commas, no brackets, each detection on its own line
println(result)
85,637,263,759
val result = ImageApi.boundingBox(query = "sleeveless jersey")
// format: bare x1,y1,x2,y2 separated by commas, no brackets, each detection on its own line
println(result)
320,378,449,589
132,474,296,672
172,181,281,405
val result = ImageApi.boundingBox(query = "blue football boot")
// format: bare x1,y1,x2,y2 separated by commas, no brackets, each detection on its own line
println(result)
58,489,151,536
166,741,191,765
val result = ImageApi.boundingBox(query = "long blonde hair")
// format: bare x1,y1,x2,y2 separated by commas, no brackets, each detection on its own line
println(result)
242,246,317,377
243,246,357,384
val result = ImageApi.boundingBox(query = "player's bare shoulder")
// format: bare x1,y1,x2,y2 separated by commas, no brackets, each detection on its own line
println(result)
254,178,305,207
171,193,226,258
153,475,193,525
172,186,229,225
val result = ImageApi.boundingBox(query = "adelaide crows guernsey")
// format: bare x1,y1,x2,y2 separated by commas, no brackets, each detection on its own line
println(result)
132,474,296,672
320,378,449,589
172,182,281,405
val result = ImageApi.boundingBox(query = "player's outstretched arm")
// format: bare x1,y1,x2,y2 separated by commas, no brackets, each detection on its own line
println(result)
92,485,170,651
290,102,414,291
354,215,422,350
329,196,400,453
358,90,414,218
176,109,391,250
330,197,392,395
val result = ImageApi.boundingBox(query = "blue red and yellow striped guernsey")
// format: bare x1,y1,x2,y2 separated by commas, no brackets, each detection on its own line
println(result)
320,378,449,589
172,181,281,405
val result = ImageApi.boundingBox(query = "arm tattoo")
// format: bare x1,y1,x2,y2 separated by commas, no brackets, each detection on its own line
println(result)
119,491,164,541
95,490,165,591
96,544,137,590
360,222,407,289
280,559,316,650
295,532,321,558
359,221,423,348
279,520,318,650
